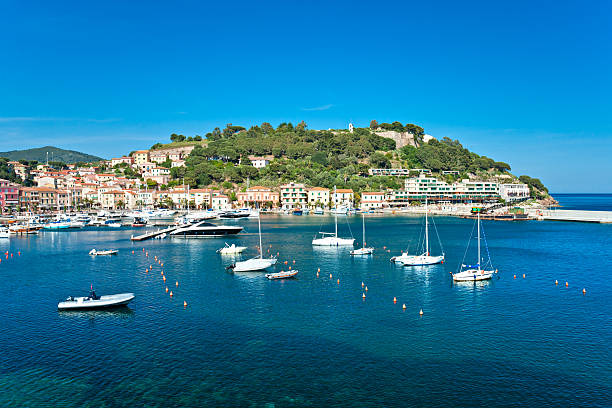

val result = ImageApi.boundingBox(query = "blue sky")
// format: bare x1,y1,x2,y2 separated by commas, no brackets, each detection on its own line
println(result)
1,0,610,192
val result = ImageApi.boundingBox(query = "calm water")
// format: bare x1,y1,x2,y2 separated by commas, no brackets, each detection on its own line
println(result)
553,193,612,211
0,214,611,407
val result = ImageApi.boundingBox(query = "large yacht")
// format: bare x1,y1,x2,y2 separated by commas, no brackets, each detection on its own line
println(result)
170,221,243,237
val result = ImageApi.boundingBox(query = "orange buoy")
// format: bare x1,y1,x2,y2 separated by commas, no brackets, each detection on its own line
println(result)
165,287,168,293
555,280,558,285
161,263,164,267
522,274,525,278
289,266,291,270
361,282,364,288
284,261,288,265
169,291,173,297
316,272,319,277
18,251,20,256
329,273,332,279
383,246,386,249
132,250,134,254
150,265,153,269
393,297,397,304
183,301,187,307
365,286,368,292
582,288,586,294
142,248,145,252
163,276,166,282
566,282,569,287
362,293,366,299
317,268,320,272
161,271,164,275
176,281,179,287
145,268,148,273
293,260,296,264
337,279,340,284
419,309,423,316
402,304,406,310
513,275,516,279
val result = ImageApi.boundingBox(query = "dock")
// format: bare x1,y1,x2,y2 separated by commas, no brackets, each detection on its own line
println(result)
538,209,612,224
130,224,188,241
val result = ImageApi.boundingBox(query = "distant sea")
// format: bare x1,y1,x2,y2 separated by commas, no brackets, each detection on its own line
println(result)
552,193,612,211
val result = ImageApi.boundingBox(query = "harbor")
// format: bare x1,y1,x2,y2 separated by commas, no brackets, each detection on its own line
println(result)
0,211,610,406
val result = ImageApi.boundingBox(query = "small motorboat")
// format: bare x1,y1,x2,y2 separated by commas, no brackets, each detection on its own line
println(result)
265,270,298,280
350,247,374,256
58,287,134,310
89,249,119,256
0,227,9,238
107,222,122,228
217,243,247,254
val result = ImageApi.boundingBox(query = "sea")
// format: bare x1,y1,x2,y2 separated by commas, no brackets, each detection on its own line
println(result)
0,195,610,407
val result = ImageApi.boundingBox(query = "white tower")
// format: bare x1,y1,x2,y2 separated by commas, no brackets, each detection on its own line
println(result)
348,123,354,133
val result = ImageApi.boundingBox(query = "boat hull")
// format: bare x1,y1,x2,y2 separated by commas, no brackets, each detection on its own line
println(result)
58,293,135,310
312,237,355,246
350,247,374,255
266,270,298,279
453,269,494,281
400,255,444,266
232,257,277,272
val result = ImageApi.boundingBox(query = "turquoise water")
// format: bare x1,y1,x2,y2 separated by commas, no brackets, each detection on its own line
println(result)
0,215,610,407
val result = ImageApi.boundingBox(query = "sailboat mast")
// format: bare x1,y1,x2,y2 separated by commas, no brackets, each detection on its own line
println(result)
362,213,365,248
334,185,338,238
258,216,263,257
477,211,481,272
425,198,429,255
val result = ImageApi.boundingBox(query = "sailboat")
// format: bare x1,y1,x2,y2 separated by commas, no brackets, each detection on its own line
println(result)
312,186,355,246
230,217,277,272
350,213,373,255
453,209,496,281
391,198,444,265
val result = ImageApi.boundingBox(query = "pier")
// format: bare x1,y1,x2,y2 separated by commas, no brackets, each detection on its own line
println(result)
130,224,189,241
538,209,612,224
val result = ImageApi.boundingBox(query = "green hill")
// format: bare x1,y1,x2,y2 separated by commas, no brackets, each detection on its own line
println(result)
0,146,104,164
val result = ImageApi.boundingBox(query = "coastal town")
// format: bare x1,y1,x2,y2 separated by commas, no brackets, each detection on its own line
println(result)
0,145,533,214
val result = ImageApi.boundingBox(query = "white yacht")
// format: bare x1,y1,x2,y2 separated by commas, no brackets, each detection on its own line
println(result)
230,217,277,272
453,210,496,282
217,243,247,254
0,227,9,238
170,221,243,237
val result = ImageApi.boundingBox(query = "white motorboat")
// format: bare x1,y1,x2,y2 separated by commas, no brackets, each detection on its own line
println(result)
313,207,324,215
106,222,122,228
453,210,496,282
170,221,243,237
58,288,134,310
391,198,444,266
0,229,9,238
230,217,277,272
89,249,119,256
266,269,298,280
217,243,247,254
350,213,374,255
313,187,355,247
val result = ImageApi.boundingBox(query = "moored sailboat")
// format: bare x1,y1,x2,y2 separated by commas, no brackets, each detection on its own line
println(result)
391,198,444,266
312,186,355,247
350,213,373,255
453,209,496,282
230,217,277,272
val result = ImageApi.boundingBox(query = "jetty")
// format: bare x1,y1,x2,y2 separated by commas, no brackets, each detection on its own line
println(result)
537,209,612,224
130,224,189,241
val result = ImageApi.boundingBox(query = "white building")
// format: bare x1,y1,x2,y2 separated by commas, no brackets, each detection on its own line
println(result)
280,182,308,210
360,192,386,209
307,187,330,207
332,189,354,207
499,184,530,202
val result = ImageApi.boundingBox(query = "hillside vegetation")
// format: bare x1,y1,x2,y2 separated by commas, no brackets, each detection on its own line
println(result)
0,146,103,164
165,122,543,197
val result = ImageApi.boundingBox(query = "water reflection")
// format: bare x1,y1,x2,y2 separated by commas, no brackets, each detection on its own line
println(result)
57,306,135,320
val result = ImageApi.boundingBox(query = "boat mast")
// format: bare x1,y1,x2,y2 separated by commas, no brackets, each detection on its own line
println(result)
362,213,366,249
425,197,429,256
334,185,338,238
258,216,263,258
477,211,481,272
